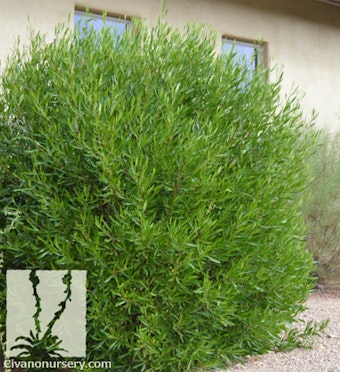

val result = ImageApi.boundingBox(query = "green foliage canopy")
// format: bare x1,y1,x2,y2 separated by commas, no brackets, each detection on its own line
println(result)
0,19,316,371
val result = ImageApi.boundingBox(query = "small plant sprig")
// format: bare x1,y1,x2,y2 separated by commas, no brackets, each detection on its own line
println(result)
276,319,329,352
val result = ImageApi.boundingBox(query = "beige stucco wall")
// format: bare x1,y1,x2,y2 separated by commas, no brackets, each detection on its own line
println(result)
0,0,339,130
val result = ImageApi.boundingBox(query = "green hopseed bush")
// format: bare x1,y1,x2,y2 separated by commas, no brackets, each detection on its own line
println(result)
303,129,340,288
0,19,317,371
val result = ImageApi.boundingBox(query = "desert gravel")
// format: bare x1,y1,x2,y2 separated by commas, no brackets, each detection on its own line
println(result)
221,290,340,372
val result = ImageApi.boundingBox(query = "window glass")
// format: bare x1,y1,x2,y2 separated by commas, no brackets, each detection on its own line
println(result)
74,10,130,37
222,38,262,70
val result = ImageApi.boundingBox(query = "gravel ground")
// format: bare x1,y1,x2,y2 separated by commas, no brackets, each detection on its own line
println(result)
221,289,340,372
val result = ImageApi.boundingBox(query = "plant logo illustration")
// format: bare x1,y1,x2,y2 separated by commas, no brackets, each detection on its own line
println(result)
6,270,86,359
11,270,71,360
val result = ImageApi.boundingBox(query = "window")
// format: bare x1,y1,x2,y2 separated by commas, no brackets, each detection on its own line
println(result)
74,9,130,36
222,37,264,70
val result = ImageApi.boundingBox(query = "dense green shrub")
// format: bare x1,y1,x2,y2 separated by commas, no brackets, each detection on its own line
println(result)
303,130,340,287
0,18,317,371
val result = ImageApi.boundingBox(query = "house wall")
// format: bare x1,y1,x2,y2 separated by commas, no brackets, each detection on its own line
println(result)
0,0,339,130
